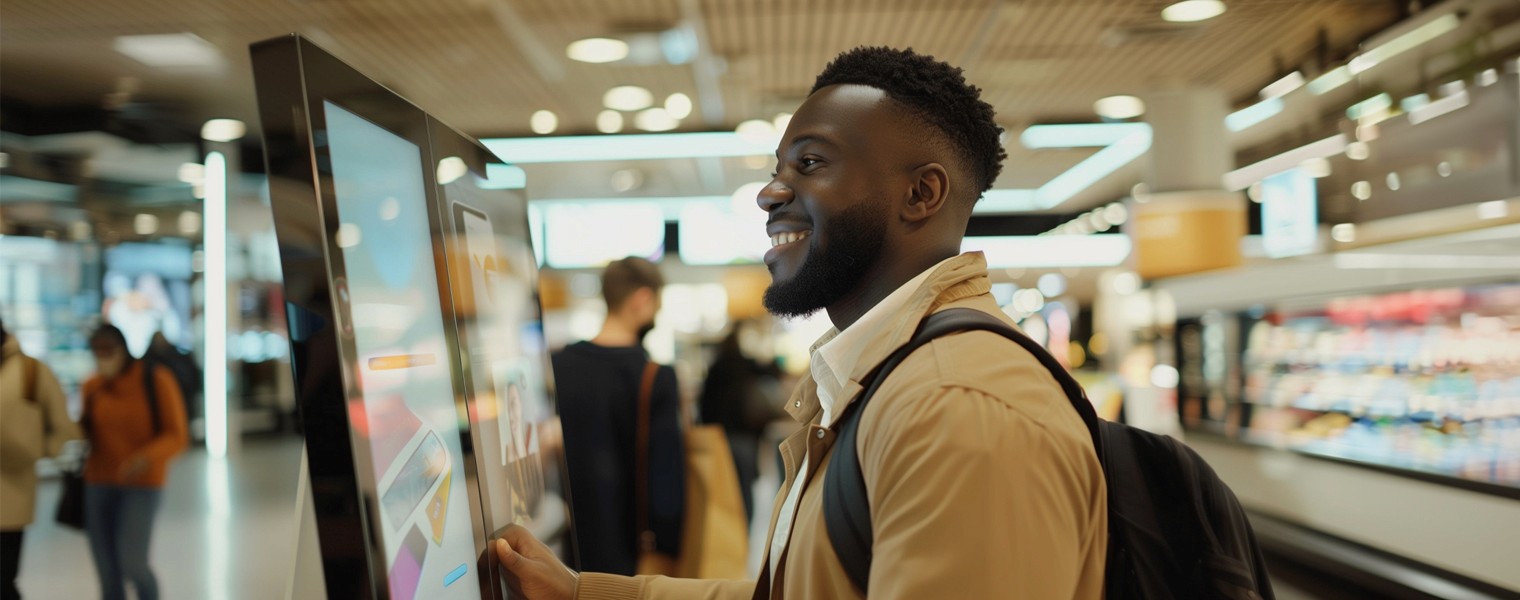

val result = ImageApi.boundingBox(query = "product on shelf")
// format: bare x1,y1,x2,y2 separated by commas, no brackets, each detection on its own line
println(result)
1238,283,1520,486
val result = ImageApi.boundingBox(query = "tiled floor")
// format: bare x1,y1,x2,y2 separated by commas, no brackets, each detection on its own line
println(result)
15,434,1347,600
18,437,306,600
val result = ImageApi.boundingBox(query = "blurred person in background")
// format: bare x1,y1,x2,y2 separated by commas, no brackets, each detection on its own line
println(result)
145,332,201,440
495,46,1105,600
699,322,781,522
551,257,685,575
0,319,81,600
80,325,188,600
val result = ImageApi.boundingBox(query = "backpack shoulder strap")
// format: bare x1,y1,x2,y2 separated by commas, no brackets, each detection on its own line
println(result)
141,359,164,436
823,308,1105,594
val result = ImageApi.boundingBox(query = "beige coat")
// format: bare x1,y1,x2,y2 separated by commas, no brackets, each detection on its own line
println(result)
1,336,82,530
575,253,1107,599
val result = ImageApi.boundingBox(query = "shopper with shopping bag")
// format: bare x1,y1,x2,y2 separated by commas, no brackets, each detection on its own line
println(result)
0,319,81,600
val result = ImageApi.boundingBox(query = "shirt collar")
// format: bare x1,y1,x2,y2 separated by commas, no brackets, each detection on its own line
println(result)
782,252,994,424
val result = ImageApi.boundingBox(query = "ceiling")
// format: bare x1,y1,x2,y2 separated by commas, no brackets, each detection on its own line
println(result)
2,0,1401,175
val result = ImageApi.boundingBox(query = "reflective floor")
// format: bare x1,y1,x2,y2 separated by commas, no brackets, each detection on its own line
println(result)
14,434,1339,600
18,437,305,600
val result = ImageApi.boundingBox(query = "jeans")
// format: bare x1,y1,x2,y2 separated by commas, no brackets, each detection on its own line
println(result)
1,529,21,600
84,485,161,600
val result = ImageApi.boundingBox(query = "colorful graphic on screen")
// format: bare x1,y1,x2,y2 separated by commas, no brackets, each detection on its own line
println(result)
324,100,479,598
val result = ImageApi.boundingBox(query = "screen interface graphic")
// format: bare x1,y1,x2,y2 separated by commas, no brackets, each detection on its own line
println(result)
447,178,569,559
324,100,480,599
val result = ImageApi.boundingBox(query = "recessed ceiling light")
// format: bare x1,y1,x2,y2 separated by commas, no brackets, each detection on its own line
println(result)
1351,181,1372,201
179,211,202,234
1094,95,1145,120
201,119,245,142
603,86,654,111
114,33,223,69
665,93,693,119
596,110,624,134
1345,141,1370,161
635,107,680,132
1259,71,1305,100
436,156,468,185
1330,223,1356,243
735,119,777,144
1161,0,1226,23
530,110,558,135
567,38,629,63
773,113,793,132
134,213,160,235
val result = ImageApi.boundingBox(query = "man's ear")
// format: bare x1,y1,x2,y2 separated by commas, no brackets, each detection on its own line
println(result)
903,162,951,223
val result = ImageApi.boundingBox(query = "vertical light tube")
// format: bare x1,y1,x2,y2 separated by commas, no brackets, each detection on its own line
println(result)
204,151,228,458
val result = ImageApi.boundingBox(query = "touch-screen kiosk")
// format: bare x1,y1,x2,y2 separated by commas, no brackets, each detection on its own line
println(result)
252,35,572,599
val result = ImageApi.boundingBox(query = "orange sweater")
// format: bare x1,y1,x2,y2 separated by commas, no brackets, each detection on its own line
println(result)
82,361,189,488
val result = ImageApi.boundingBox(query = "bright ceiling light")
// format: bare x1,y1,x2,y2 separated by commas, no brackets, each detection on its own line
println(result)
634,107,680,132
735,119,777,144
773,112,793,132
1407,90,1469,125
963,235,1133,268
1161,0,1226,23
1225,97,1283,132
1477,200,1508,220
1094,95,1145,119
201,119,245,142
730,182,768,214
1020,122,1149,149
1345,141,1370,161
436,156,469,185
1308,66,1352,95
665,93,693,119
596,110,624,134
134,213,159,235
1345,93,1392,121
567,38,629,63
1259,71,1305,100
178,162,205,183
1386,172,1401,191
1037,273,1067,297
1331,223,1356,243
178,210,202,234
1348,14,1460,74
114,33,222,69
1103,203,1129,225
603,86,653,111
1300,157,1332,178
1351,181,1372,201
530,110,558,135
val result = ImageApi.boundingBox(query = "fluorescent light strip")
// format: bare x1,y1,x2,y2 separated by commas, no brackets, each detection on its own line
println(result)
483,131,774,163
1260,71,1305,100
1348,14,1461,74
204,151,228,458
1346,93,1393,121
1019,122,1150,149
532,195,727,220
1407,89,1469,125
482,164,528,189
1223,134,1347,191
1334,253,1520,270
1308,66,1353,95
1226,97,1285,132
962,235,1133,268
977,189,1041,213
1036,129,1150,208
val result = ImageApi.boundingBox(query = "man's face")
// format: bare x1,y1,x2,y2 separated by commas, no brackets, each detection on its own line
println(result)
759,85,908,319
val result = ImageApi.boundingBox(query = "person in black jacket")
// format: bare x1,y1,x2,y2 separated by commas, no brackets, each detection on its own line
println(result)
551,257,684,575
698,322,780,523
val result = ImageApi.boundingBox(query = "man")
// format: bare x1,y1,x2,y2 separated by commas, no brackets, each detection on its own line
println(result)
550,257,685,576
504,47,1107,599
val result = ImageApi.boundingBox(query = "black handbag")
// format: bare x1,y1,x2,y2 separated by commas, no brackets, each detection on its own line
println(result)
54,463,85,530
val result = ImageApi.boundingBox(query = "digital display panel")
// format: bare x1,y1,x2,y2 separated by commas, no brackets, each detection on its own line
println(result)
324,100,481,599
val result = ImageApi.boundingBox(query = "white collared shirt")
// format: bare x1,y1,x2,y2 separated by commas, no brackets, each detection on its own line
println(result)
767,257,955,585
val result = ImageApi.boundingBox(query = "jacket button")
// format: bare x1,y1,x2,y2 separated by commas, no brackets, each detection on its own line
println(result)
815,429,826,439
795,401,801,408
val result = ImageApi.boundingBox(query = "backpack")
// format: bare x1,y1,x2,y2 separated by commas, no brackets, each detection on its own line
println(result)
823,308,1275,600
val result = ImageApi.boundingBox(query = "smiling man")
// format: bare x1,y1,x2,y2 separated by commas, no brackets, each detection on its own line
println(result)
496,46,1108,600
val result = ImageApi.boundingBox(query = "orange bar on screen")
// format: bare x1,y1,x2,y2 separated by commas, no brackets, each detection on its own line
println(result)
367,354,438,370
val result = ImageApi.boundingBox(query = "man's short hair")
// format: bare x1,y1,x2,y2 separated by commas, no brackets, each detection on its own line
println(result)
811,46,1007,201
601,257,664,311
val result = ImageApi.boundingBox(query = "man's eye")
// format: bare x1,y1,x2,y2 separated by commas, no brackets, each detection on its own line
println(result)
799,158,820,169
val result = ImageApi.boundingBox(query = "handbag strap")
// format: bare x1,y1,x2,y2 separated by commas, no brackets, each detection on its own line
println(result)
633,360,660,552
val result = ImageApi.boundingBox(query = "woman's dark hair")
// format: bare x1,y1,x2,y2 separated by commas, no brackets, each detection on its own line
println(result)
89,324,133,357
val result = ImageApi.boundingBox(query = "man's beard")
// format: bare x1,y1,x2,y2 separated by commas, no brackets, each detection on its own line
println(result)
763,202,887,319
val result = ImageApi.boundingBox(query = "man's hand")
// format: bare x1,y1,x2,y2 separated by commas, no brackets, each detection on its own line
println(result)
118,455,150,482
495,524,577,600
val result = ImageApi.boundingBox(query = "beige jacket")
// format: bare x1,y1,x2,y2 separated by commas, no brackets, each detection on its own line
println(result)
1,336,82,529
576,253,1107,599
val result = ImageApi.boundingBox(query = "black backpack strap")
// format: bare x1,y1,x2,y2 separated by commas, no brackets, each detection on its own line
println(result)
823,308,1105,595
141,358,164,436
